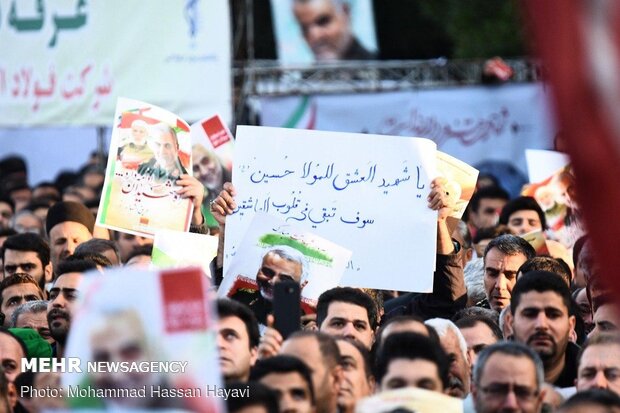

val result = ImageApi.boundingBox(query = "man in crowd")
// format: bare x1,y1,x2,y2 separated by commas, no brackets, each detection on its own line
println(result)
335,337,374,413
471,341,546,413
0,198,14,230
74,239,121,267
590,294,620,337
466,186,510,239
0,275,45,328
292,0,375,61
114,232,153,264
499,196,546,236
375,331,449,393
280,331,342,413
216,298,259,383
10,300,52,344
425,318,471,398
510,271,578,388
45,201,95,272
316,287,377,349
250,355,316,413
1,233,52,290
0,329,27,383
576,333,620,396
454,312,502,369
47,259,96,357
482,234,535,312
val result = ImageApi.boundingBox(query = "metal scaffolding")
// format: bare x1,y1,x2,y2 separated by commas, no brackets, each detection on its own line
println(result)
232,58,542,124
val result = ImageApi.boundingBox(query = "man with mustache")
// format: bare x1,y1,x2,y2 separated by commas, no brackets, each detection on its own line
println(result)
47,259,97,357
511,271,578,388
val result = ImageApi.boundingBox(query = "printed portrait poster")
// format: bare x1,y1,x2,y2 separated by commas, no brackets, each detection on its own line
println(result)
63,267,222,412
219,212,352,316
97,97,193,238
152,229,219,277
521,164,584,248
271,0,378,63
356,387,463,413
436,151,479,220
190,115,234,227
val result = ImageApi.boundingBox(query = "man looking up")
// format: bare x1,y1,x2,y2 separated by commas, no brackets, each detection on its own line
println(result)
216,298,259,383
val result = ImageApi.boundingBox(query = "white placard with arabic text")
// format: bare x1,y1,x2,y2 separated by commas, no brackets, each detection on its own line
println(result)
224,126,438,292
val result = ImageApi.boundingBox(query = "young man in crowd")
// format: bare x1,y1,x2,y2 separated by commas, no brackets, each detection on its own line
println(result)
510,271,578,388
374,331,449,394
1,233,52,290
250,355,316,413
216,298,260,383
279,331,342,413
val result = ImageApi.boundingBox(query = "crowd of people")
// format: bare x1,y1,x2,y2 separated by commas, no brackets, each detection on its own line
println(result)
0,146,619,413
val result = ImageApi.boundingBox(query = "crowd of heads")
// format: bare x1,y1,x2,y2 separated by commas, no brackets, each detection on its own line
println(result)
0,146,618,413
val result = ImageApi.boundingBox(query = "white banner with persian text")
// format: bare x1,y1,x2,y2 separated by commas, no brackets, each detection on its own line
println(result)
224,126,438,292
0,0,231,126
259,84,555,174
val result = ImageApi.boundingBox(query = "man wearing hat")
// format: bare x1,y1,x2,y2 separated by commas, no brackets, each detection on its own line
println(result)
45,201,94,272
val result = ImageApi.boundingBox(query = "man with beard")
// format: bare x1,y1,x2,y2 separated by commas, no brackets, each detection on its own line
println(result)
45,202,94,273
2,233,53,290
425,318,471,399
230,247,307,326
511,271,578,388
47,259,96,357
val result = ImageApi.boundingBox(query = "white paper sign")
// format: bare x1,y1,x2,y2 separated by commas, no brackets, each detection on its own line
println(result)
525,149,569,183
152,230,218,277
220,213,352,310
224,126,438,292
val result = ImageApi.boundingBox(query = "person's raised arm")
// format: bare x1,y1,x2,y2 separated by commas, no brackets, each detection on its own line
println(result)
427,177,455,255
210,182,237,268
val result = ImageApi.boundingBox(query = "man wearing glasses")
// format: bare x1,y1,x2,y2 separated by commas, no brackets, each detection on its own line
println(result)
472,341,546,413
